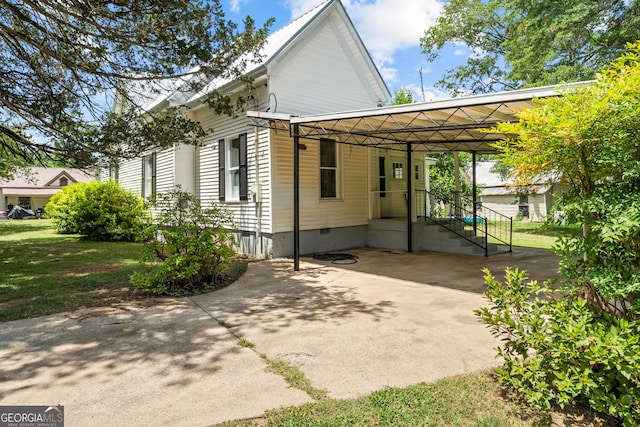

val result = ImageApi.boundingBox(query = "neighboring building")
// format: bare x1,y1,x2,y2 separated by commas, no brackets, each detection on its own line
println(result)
476,161,566,222
108,0,396,258
1,167,95,212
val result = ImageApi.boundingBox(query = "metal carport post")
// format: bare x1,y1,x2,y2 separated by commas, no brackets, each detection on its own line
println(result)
293,124,300,271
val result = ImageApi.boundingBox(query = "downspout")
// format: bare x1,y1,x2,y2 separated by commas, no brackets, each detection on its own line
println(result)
249,95,262,258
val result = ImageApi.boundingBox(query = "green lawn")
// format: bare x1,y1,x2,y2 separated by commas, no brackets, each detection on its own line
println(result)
509,220,582,249
217,370,604,427
0,219,144,322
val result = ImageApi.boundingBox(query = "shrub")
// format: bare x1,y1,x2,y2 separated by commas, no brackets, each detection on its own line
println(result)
130,189,236,296
46,181,147,241
476,268,640,425
45,182,88,234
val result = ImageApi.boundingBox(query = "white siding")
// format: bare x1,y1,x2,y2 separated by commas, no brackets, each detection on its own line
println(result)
98,168,110,182
269,11,381,115
195,88,273,234
481,195,519,219
271,134,369,233
155,148,174,194
174,144,196,193
118,157,142,195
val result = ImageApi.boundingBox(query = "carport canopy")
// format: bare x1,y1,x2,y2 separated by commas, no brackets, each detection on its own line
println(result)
247,81,588,154
247,81,590,270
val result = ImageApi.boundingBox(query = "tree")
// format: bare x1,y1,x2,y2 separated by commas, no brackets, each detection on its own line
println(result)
476,45,640,422
0,0,273,178
390,87,414,105
420,0,640,95
494,41,640,317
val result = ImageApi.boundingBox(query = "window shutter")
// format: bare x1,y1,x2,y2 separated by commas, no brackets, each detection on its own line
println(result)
239,133,248,201
141,156,146,198
151,152,157,197
218,139,225,201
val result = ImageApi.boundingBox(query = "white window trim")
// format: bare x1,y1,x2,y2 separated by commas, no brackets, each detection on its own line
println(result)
225,136,241,201
319,139,342,200
392,161,404,180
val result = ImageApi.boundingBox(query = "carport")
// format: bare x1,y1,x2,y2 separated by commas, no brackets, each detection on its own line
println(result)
248,82,587,270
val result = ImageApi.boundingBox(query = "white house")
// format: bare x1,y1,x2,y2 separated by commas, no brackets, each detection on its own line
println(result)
107,0,581,259
476,161,566,222
108,0,433,258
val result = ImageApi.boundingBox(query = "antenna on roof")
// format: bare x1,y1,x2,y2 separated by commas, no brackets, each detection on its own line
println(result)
419,67,426,102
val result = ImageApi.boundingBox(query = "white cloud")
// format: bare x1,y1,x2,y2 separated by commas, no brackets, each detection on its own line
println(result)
284,0,325,18
379,65,398,84
342,0,444,69
230,0,247,13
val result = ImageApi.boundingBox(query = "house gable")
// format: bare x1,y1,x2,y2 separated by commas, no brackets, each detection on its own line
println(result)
182,0,389,110
268,5,389,114
44,171,76,187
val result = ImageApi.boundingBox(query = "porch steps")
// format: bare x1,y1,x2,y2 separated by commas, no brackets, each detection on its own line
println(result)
421,223,498,256
367,219,500,256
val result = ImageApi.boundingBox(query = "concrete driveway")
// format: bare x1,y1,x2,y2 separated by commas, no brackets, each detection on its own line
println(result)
0,247,558,426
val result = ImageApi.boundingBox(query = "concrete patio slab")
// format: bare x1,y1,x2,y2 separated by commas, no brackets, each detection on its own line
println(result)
0,246,559,425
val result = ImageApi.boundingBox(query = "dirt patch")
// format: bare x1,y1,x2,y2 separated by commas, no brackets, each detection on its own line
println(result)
0,297,36,311
77,258,248,310
58,264,124,277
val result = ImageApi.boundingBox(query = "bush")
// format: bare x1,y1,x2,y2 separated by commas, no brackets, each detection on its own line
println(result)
476,268,640,425
130,189,236,296
46,181,147,241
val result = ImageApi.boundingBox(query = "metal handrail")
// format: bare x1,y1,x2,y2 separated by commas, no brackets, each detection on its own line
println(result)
457,193,513,250
416,189,512,255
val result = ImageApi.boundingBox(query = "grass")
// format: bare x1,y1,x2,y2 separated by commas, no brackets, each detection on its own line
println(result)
509,220,582,249
238,338,256,349
263,357,328,401
0,219,246,322
217,370,608,426
0,219,145,322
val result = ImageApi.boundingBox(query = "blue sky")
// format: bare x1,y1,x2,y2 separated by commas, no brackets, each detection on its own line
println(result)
223,0,470,102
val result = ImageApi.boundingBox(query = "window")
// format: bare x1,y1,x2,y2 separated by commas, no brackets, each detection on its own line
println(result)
18,197,31,209
320,139,339,198
108,166,119,181
218,133,247,201
414,164,421,180
59,177,68,187
392,162,404,179
378,156,386,198
142,152,156,199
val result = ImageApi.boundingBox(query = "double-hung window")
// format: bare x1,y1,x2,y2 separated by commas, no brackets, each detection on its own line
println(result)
392,162,404,179
218,133,248,201
320,139,339,199
142,152,156,199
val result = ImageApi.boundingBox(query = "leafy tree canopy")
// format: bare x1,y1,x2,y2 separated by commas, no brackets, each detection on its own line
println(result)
494,42,640,317
390,87,414,105
421,0,640,95
0,0,273,179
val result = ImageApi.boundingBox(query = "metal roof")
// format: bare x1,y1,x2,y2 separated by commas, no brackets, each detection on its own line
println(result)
248,81,590,153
